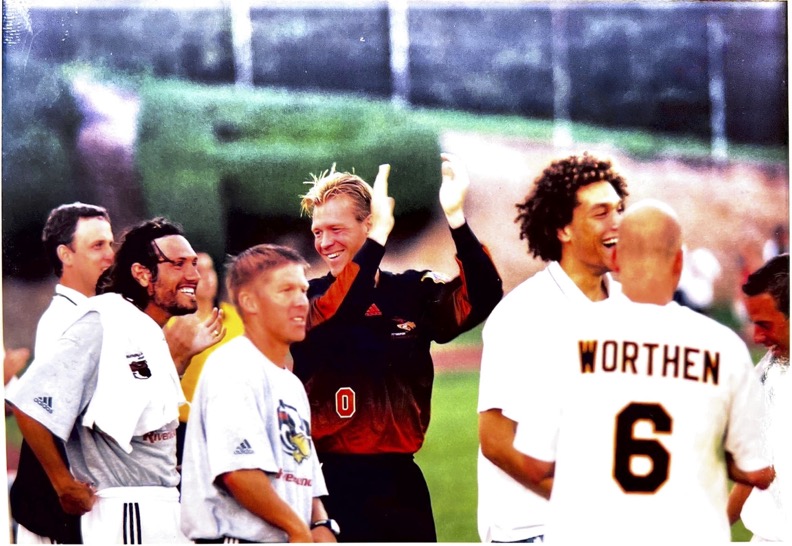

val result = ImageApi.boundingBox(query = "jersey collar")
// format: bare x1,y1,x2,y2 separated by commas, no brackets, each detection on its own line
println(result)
546,261,622,303
54,283,89,306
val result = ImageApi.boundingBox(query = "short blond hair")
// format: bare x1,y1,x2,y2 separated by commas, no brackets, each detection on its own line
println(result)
225,244,308,313
300,168,373,221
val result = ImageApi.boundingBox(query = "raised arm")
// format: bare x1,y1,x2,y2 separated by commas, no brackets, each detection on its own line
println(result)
439,153,468,229
367,164,395,245
428,154,503,342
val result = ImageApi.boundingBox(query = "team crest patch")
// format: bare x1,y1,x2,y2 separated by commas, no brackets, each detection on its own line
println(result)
396,321,416,332
127,352,151,379
421,271,450,284
278,400,312,464
392,318,417,338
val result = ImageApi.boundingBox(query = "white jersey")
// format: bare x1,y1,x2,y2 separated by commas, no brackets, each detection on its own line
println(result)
7,297,182,490
740,351,792,541
180,336,328,542
477,261,621,542
33,284,88,358
513,299,769,544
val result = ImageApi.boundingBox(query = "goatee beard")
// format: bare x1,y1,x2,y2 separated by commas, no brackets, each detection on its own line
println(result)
167,303,198,317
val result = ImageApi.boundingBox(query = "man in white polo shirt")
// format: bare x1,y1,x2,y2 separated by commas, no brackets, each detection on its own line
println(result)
8,217,221,544
728,253,790,541
477,153,628,542
10,202,114,544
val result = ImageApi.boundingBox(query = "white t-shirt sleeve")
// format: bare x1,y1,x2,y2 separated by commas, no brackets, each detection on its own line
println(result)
511,359,563,463
510,314,577,464
6,312,101,441
478,299,540,416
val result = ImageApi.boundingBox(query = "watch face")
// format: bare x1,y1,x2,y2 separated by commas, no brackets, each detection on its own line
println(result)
313,519,340,536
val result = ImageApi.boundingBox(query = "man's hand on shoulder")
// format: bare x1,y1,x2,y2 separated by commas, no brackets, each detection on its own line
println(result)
439,152,469,229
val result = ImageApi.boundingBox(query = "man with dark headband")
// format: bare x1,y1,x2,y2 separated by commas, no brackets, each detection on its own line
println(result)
7,217,207,543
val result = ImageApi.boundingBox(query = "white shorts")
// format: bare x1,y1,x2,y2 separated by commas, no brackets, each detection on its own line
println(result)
80,486,190,544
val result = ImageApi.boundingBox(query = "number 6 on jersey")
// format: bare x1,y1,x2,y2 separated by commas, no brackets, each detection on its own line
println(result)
613,402,672,493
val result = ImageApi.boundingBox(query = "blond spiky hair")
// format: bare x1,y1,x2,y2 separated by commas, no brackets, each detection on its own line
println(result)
300,164,373,221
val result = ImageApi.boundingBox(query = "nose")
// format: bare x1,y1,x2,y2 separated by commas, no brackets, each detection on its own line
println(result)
319,231,334,250
611,208,623,230
185,262,201,281
753,326,767,347
296,291,309,307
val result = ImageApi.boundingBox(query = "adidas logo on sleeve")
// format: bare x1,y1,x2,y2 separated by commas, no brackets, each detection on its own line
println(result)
234,439,254,455
34,396,54,414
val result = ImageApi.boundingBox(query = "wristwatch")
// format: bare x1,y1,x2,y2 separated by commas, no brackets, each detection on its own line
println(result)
311,518,341,537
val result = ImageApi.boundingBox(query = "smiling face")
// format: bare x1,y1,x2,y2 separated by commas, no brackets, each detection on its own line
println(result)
311,194,370,277
558,180,624,276
244,263,310,347
146,235,200,320
745,292,790,359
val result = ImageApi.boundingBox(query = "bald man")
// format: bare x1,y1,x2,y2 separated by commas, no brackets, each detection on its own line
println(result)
508,200,774,543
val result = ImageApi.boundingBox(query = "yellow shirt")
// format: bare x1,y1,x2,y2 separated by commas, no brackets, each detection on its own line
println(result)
177,302,244,422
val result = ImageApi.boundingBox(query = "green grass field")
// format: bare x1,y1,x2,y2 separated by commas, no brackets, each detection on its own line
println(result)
418,369,753,542
417,370,482,541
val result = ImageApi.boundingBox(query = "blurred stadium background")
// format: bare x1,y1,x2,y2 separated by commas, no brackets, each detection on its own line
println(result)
2,0,788,541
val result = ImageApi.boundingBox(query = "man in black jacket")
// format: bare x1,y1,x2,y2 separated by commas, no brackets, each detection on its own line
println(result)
292,154,503,542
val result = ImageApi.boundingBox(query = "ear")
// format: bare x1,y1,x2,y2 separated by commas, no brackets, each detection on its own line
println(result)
557,225,572,244
131,263,152,288
672,248,684,277
613,246,621,273
56,244,72,268
238,289,258,315
364,213,373,234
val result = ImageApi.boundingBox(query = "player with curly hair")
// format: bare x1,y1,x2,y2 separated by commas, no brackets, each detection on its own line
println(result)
477,152,628,542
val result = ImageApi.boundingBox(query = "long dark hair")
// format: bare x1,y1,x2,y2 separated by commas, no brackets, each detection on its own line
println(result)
96,217,184,310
